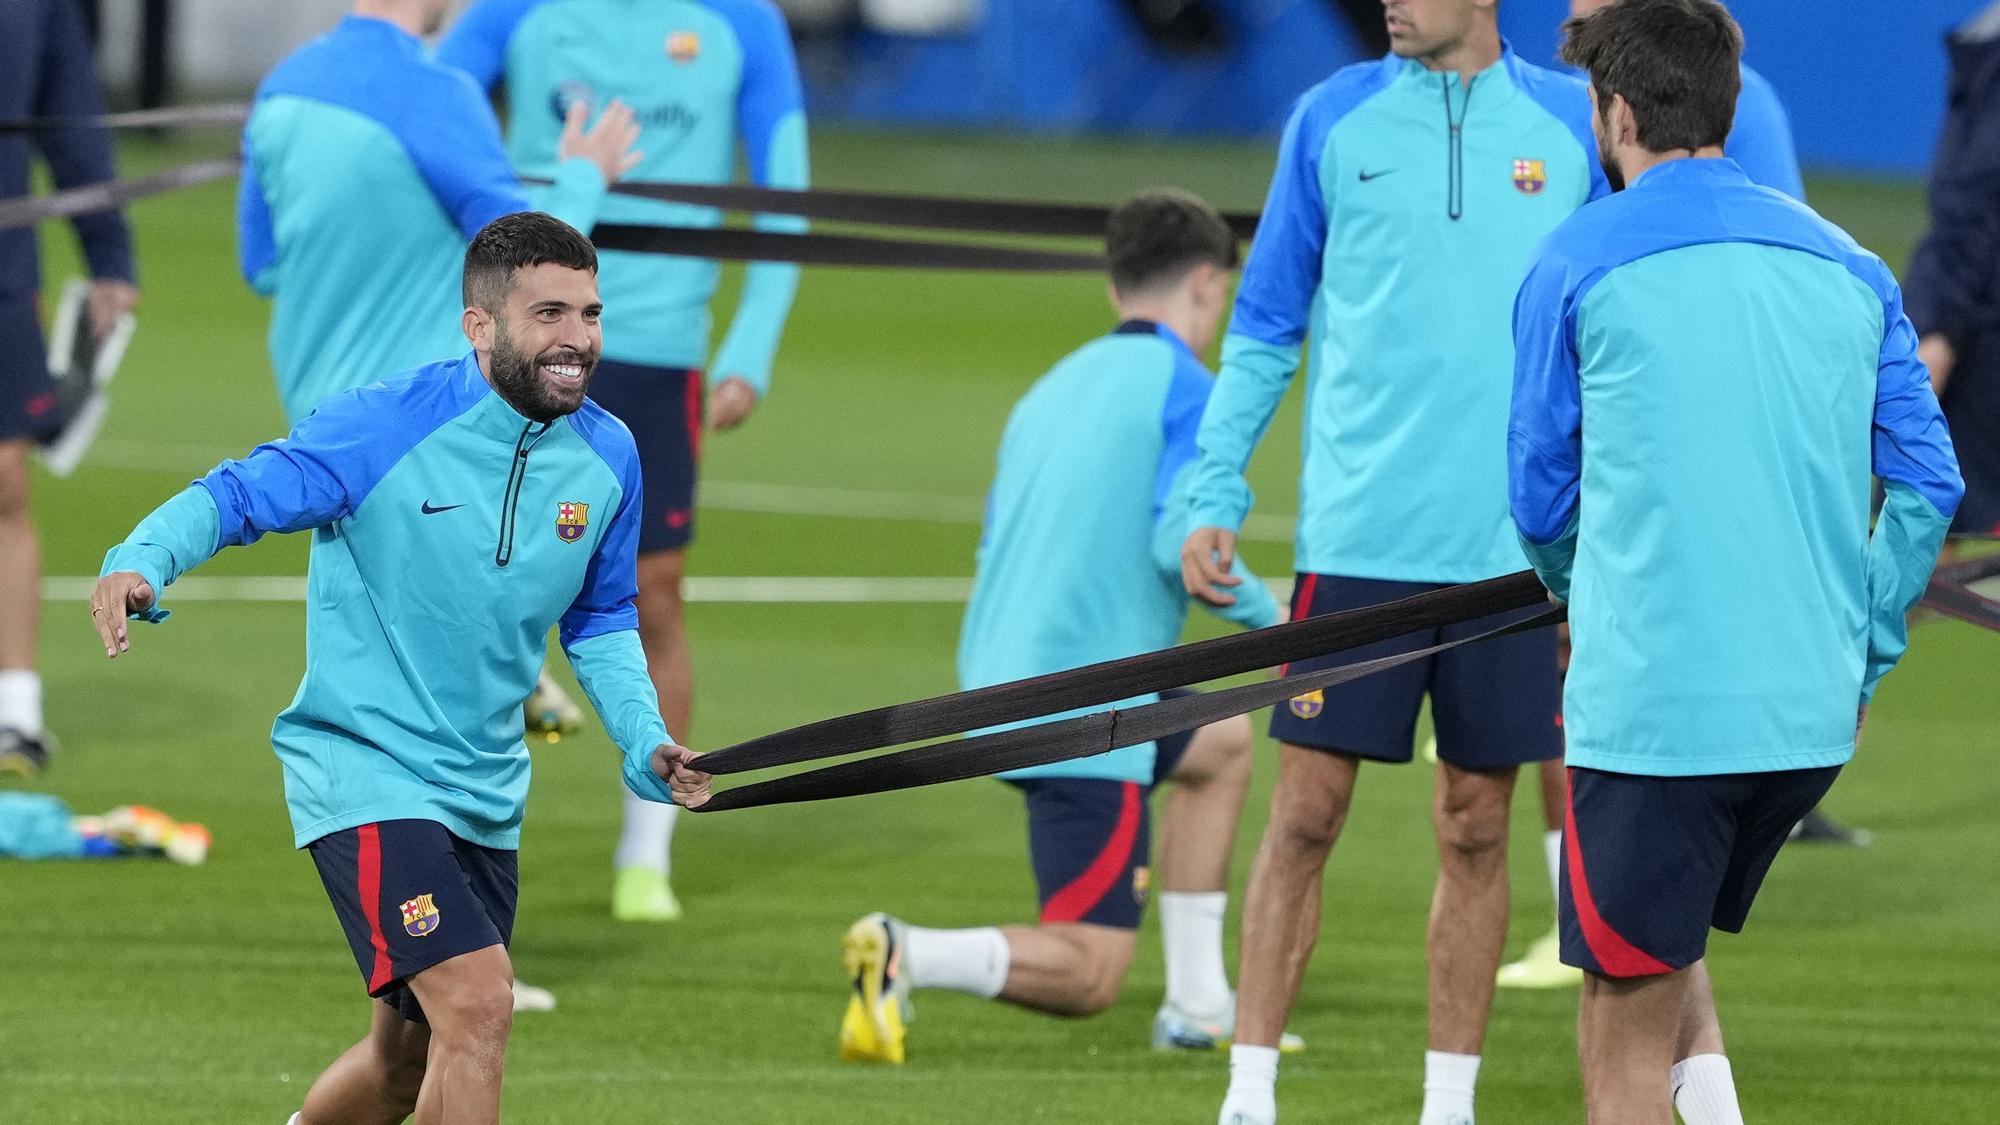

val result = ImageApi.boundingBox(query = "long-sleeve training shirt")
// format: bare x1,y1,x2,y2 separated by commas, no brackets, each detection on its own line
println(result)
439,0,808,393
102,354,676,849
1728,63,1805,203
237,15,609,423
1510,157,1963,779
1188,46,1607,584
0,0,134,300
961,321,1281,785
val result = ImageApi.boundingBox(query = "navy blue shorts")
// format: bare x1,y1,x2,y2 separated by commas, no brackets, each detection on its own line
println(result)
1010,689,1198,930
308,819,519,1023
585,360,702,552
1559,764,1841,978
1269,574,1562,769
0,297,54,442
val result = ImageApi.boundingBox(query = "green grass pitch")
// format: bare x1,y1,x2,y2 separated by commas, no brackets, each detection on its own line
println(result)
2,131,1997,1122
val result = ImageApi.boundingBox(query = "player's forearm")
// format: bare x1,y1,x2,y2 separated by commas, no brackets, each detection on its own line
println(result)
710,255,801,397
563,629,678,800
1187,334,1298,531
99,486,223,621
1217,555,1282,630
527,157,609,239
1860,482,1956,701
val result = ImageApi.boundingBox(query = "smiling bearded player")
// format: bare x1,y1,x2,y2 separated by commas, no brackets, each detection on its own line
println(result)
90,212,709,1125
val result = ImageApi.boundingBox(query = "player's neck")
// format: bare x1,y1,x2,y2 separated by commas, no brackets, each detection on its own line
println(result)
1416,26,1502,82
1114,298,1200,355
351,0,427,39
1619,145,1728,187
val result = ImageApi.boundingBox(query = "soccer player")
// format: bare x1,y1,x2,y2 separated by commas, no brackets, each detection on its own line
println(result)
1499,0,1830,992
1511,3,1962,1121
0,0,140,775
1181,2,1606,1121
840,191,1297,1064
91,213,712,1125
439,0,810,924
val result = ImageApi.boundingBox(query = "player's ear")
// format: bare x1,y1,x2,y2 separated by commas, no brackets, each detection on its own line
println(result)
463,305,492,351
1611,93,1638,150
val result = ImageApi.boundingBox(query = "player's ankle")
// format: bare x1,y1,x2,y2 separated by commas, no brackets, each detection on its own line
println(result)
1419,1050,1480,1124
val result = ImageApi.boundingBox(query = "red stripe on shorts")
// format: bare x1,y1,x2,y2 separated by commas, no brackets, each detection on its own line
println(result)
1040,782,1143,924
1563,769,1672,978
355,824,395,992
1279,574,1320,676
685,368,705,461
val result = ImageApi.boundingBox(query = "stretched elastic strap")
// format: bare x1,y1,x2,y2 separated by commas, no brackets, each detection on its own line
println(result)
694,607,1562,812
589,223,1101,271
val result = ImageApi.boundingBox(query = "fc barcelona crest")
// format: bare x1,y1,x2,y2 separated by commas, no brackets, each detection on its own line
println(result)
399,894,440,938
1290,689,1324,720
1513,158,1548,196
667,31,701,63
556,501,589,543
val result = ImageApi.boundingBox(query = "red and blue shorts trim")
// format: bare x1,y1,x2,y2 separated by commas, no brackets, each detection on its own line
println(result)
307,819,518,1023
584,359,704,553
1559,764,1840,977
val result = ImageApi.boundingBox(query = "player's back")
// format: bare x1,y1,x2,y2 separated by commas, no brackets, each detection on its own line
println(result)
959,325,1210,693
1528,158,1893,773
241,17,489,422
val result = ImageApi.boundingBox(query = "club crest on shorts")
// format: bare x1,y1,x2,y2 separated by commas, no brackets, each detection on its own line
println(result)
1513,158,1548,196
667,31,701,63
1290,689,1324,719
556,501,589,543
1132,865,1151,907
399,894,440,938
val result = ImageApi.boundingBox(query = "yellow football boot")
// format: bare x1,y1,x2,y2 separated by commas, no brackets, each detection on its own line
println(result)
840,913,911,1064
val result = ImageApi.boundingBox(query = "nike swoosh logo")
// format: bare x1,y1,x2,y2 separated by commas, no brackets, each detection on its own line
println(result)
420,501,464,515
1358,169,1396,182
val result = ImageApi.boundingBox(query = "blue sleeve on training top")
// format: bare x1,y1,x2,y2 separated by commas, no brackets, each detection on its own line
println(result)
1152,347,1282,629
199,375,471,549
434,0,549,90
559,407,646,646
236,133,278,293
1728,65,1806,203
1507,58,1614,204
1152,351,1211,518
1508,242,1588,599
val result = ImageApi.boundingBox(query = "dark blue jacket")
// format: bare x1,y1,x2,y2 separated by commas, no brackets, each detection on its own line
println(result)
1905,2,2000,532
0,0,135,301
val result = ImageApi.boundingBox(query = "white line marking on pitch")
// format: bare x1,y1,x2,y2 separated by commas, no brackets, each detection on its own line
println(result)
76,441,1296,543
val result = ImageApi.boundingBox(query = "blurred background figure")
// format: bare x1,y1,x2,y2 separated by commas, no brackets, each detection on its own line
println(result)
1908,2,2000,541
0,0,140,777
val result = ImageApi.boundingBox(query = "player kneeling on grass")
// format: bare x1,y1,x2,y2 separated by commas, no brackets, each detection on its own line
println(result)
89,212,710,1125
842,190,1302,1064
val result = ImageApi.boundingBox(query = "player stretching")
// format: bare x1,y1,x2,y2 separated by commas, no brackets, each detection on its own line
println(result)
441,0,810,924
1512,2,1960,1120
842,191,1300,1063
92,214,711,1125
1182,2,1605,1121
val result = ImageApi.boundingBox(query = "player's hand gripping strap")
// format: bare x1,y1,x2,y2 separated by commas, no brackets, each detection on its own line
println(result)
691,572,1562,812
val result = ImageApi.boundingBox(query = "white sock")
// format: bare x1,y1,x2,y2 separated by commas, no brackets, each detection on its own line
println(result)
0,670,42,735
1671,1054,1745,1125
1420,1050,1480,1124
1216,1032,1280,1096
1161,890,1232,1018
614,789,677,876
903,925,1008,998
1544,829,1563,902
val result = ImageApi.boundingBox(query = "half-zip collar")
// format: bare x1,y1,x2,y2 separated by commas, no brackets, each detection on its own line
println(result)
1392,41,1523,222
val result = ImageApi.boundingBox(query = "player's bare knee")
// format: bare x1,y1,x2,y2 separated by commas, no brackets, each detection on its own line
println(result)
428,978,515,1052
1055,958,1125,1017
0,442,29,519
1269,786,1348,856
1434,797,1509,863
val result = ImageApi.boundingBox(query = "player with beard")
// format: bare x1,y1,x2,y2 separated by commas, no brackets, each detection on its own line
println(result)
91,213,711,1125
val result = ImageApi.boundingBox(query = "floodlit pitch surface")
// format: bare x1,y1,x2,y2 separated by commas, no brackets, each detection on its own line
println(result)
4,134,1995,1123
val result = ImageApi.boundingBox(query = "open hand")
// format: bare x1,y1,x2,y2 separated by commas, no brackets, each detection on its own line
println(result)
651,744,712,809
558,99,643,184
88,571,155,657
1180,526,1242,606
708,376,759,432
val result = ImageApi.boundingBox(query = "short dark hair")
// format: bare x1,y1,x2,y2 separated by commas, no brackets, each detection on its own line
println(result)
1560,0,1743,154
462,211,598,310
1106,189,1240,296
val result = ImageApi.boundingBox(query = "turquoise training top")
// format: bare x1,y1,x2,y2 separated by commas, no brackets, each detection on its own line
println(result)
1188,46,1608,583
1510,157,1964,778
439,0,809,392
961,322,1281,785
237,15,610,423
102,355,677,849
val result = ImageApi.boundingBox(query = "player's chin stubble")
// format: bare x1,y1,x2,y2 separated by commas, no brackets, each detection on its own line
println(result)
490,332,595,423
